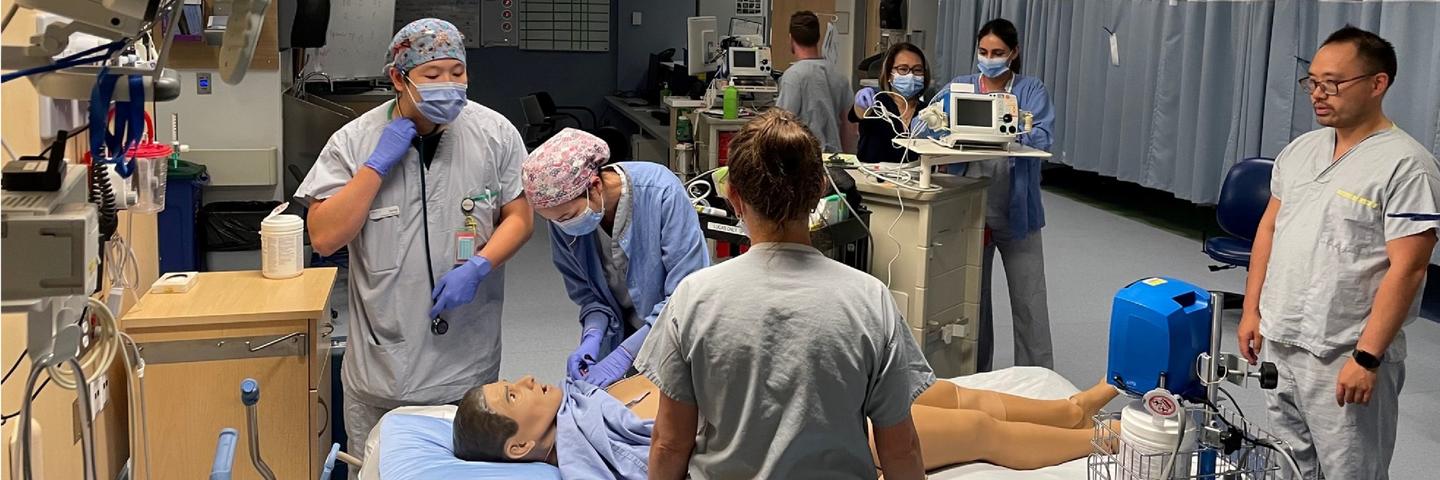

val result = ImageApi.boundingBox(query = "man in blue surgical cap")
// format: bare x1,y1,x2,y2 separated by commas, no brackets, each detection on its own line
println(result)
294,18,534,461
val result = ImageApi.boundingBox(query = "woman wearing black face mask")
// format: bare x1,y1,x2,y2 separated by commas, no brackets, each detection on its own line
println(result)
933,18,1057,372
848,42,930,163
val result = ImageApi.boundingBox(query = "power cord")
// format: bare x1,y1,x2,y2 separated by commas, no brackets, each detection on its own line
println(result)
0,377,50,424
47,299,118,391
1199,396,1304,478
118,332,153,480
1,349,26,384
1217,386,1246,420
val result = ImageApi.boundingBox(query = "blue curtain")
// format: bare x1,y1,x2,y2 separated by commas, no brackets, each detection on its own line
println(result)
1263,0,1440,157
935,0,1440,204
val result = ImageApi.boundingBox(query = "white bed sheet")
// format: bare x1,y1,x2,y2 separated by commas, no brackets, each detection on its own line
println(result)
929,367,1090,479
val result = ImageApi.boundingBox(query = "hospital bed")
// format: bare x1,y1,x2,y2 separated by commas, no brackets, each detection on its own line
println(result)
361,367,1088,479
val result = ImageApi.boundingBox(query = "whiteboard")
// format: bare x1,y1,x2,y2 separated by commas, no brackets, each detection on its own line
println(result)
313,0,397,80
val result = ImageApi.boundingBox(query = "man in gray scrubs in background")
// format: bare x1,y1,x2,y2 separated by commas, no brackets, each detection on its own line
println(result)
776,10,852,153
1238,25,1440,479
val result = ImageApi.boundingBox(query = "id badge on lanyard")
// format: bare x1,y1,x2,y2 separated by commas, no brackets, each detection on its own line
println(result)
455,187,497,263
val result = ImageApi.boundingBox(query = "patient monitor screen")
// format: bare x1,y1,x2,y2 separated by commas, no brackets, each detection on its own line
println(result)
732,50,757,69
952,98,995,128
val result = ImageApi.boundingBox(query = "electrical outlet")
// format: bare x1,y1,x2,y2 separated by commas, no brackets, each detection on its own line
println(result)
87,373,109,420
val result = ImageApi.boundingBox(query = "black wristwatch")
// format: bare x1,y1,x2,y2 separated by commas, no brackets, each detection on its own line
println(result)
1353,349,1382,370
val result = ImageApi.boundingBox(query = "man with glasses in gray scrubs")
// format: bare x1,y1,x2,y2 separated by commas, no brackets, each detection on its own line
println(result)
1238,25,1439,479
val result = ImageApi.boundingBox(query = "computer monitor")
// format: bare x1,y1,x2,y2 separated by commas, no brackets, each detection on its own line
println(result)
687,16,718,75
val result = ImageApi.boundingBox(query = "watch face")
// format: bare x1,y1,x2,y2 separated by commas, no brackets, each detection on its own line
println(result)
1355,350,1381,368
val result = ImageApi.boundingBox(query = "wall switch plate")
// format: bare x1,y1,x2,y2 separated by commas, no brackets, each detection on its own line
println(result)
835,12,851,35
632,11,642,26
197,72,212,95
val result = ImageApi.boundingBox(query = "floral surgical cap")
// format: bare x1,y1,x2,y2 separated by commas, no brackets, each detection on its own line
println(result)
385,18,467,74
522,129,611,209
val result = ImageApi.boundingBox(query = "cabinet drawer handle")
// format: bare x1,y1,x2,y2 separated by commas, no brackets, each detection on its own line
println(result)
247,332,305,352
317,397,329,437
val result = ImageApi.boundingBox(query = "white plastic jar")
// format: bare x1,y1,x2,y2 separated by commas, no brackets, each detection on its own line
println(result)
1117,401,1198,479
260,214,304,279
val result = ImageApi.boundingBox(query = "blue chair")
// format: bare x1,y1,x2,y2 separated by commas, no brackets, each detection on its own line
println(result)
1204,157,1275,270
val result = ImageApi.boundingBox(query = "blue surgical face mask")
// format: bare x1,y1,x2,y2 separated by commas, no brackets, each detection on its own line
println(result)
405,76,468,124
977,54,1011,78
555,188,605,237
892,73,925,98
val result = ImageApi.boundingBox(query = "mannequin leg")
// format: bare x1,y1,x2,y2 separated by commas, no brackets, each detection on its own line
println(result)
911,405,1099,470
915,381,1118,429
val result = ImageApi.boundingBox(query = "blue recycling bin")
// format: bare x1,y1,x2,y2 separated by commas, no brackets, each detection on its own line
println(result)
157,160,208,273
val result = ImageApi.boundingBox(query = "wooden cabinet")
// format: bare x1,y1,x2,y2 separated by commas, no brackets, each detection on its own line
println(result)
122,269,337,480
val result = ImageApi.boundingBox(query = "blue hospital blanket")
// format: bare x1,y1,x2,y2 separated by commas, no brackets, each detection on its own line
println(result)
375,413,561,480
556,379,654,480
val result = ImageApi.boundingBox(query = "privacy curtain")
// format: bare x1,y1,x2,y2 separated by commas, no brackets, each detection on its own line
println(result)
934,0,1440,205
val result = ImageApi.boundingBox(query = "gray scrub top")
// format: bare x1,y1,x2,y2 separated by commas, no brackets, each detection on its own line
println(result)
637,243,935,479
1260,125,1440,361
595,165,642,331
777,59,852,153
295,100,527,407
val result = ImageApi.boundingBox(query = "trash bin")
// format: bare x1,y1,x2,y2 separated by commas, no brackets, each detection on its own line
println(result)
202,201,282,252
157,160,209,274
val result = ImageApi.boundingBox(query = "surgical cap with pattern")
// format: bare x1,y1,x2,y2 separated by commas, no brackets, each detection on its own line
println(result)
386,18,467,74
522,128,611,209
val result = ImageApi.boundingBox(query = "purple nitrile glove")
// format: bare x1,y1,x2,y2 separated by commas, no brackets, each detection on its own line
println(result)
583,346,635,388
363,117,416,177
854,87,878,111
568,327,604,380
428,255,492,319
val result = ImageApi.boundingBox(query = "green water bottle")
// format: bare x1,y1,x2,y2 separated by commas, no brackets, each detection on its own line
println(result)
722,86,739,119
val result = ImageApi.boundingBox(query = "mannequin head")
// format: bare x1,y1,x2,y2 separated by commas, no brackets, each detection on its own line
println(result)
453,376,563,463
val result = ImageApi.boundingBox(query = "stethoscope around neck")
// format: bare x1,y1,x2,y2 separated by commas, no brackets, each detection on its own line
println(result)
389,101,507,336
391,101,451,335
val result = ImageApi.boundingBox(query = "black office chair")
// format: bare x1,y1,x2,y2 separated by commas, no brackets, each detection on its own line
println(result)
519,94,572,148
531,91,597,130
1204,157,1275,271
592,126,630,163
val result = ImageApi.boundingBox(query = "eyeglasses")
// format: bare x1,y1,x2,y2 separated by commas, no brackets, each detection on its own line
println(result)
891,65,926,76
1298,73,1376,96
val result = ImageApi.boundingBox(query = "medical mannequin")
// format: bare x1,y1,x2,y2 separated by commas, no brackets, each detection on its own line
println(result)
452,375,1119,476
